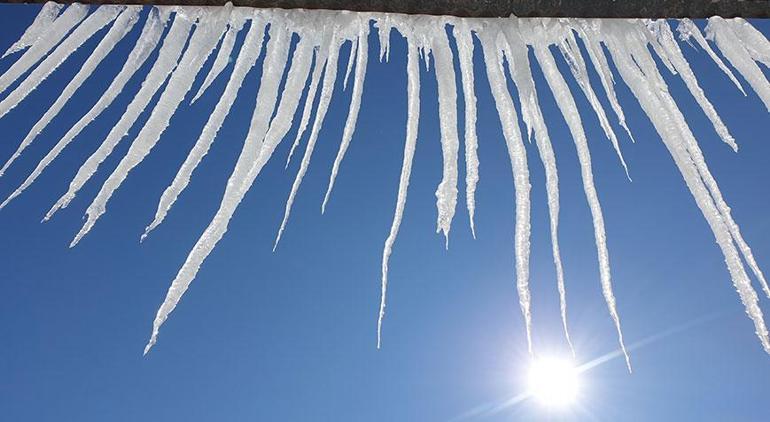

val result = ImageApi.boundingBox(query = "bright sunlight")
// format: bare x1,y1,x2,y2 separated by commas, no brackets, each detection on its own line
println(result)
527,357,580,408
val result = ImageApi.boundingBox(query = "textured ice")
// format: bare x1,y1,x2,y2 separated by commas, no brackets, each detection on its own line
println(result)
0,4,768,360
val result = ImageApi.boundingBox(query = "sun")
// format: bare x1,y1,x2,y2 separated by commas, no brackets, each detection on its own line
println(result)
527,357,580,407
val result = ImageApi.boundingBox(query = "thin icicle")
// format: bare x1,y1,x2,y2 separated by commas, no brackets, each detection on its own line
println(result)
677,19,745,95
143,17,267,240
1,9,167,212
602,23,770,353
430,22,460,246
190,16,245,104
285,39,328,168
378,39,420,349
533,42,631,371
0,7,139,179
2,1,63,58
342,36,358,90
71,7,231,246
453,22,479,238
649,20,737,151
707,17,770,111
503,22,573,353
144,21,293,354
274,31,343,249
45,13,194,222
0,3,88,94
0,5,122,120
479,28,533,356
322,21,369,213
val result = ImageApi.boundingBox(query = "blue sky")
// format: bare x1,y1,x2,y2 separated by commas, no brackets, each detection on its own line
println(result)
0,5,769,421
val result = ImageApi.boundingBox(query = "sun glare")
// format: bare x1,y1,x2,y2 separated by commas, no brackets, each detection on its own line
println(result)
527,357,580,407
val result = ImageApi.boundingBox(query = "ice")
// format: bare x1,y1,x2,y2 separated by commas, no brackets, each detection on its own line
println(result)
378,37,420,349
453,21,479,238
0,3,88,94
478,27,533,355
0,5,122,120
143,16,267,240
145,18,293,353
2,1,63,58
531,26,630,369
1,8,168,211
677,19,745,95
45,12,194,221
322,18,369,213
0,6,139,179
191,16,246,104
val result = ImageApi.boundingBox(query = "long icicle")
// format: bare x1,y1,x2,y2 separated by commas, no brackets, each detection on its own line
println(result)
143,16,267,240
190,16,247,104
677,19,746,95
479,27,533,356
533,41,631,371
0,8,168,211
2,1,63,58
378,38,420,349
0,6,138,179
145,19,294,354
322,19,369,213
44,13,194,221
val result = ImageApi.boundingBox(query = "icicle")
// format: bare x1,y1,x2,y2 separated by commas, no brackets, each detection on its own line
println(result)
285,37,328,168
727,18,770,68
2,1,63,58
429,22,460,246
190,16,245,104
143,17,267,240
707,17,770,111
573,19,636,144
378,38,420,349
1,9,167,212
677,19,745,95
602,21,770,354
71,7,231,246
503,21,572,353
0,3,88,94
144,20,293,354
0,5,122,121
0,7,139,179
532,40,630,371
649,20,737,151
478,27,533,356
322,20,369,213
45,13,194,222
274,27,344,249
342,36,358,90
453,22,479,238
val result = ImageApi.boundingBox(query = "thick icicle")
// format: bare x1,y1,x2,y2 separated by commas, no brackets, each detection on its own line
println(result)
0,7,139,179
273,28,343,249
707,17,770,111
532,41,631,370
0,5,122,120
649,20,737,151
190,16,245,104
2,1,63,58
45,13,194,221
478,28,533,355
71,7,231,246
453,22,479,238
727,18,770,68
677,19,745,95
144,20,293,353
0,3,88,94
322,20,369,213
503,22,572,352
604,23,770,353
285,37,328,168
378,39,420,349
1,9,167,211
430,22,460,246
143,17,267,240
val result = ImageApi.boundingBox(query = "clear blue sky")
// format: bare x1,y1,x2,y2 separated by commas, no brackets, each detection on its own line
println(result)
0,5,769,421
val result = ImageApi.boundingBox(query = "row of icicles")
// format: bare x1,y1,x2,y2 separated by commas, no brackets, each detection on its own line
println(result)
1,2,769,369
